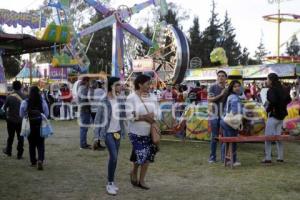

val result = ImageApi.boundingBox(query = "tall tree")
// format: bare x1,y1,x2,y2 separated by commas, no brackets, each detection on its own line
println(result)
254,38,268,64
3,55,21,78
220,11,242,66
189,17,202,63
199,0,222,67
137,24,153,56
286,34,300,56
160,3,189,28
0,26,21,78
81,13,112,74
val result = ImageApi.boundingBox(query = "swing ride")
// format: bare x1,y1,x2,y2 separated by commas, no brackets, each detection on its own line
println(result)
263,0,300,64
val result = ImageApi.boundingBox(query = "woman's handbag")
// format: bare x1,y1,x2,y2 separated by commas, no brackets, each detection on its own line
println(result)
223,112,243,131
21,117,30,138
40,113,53,138
223,98,243,131
138,95,161,145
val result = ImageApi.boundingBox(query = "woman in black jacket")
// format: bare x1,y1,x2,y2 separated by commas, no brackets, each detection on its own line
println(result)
262,73,291,164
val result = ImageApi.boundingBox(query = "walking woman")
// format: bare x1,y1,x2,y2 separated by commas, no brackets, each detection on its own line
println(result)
262,73,291,164
126,74,159,190
220,80,243,167
94,77,126,195
20,86,49,170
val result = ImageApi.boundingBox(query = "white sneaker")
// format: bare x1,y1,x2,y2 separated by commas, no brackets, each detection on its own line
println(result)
111,182,119,191
106,184,117,195
233,162,241,167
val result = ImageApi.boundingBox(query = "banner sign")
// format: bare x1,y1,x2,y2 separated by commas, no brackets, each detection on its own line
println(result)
243,64,295,78
185,67,242,81
0,9,46,29
186,64,297,81
132,58,155,72
49,67,68,80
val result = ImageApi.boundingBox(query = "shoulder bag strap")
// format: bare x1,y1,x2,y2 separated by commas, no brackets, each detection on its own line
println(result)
10,93,23,102
137,94,150,114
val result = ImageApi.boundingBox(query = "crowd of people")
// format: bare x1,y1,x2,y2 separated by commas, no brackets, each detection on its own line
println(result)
1,71,299,195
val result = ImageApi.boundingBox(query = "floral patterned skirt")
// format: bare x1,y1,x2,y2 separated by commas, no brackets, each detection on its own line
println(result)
129,133,158,165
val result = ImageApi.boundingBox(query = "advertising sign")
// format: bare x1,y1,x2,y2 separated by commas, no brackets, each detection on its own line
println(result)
49,67,68,80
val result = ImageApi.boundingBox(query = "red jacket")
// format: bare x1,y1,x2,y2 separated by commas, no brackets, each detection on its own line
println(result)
61,89,72,102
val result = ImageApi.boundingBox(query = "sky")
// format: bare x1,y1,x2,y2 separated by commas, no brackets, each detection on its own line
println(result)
1,0,300,57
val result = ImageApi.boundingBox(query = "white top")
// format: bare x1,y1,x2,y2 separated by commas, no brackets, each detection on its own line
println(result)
107,98,121,133
260,88,269,106
126,92,159,136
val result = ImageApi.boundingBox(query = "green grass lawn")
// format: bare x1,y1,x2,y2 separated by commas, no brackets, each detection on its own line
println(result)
1,120,300,200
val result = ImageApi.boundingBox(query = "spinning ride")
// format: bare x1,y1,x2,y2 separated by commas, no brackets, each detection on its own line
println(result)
38,0,189,83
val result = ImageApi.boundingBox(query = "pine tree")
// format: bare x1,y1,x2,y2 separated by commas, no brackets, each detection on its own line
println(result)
81,13,112,74
189,17,202,63
220,11,242,66
160,3,179,27
286,34,300,56
199,0,222,67
254,39,268,64
3,55,21,78
140,24,153,56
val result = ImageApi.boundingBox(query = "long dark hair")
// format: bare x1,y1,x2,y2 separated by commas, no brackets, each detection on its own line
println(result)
134,74,151,90
268,73,282,89
224,80,241,102
107,77,120,92
28,86,42,111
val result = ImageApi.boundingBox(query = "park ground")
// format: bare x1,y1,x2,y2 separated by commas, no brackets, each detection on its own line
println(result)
1,120,300,200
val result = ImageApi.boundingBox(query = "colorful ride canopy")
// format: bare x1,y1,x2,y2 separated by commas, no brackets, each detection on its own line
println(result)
36,22,71,44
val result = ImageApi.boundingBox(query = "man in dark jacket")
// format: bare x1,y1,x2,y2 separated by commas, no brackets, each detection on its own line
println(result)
2,81,26,159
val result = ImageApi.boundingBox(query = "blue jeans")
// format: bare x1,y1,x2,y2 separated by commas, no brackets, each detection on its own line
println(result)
221,120,238,163
105,132,120,182
209,118,221,161
80,112,91,148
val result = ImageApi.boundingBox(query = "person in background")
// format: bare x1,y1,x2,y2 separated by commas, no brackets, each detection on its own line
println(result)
188,82,202,104
200,85,208,101
60,84,73,120
250,81,258,101
172,84,179,100
220,80,243,167
182,85,189,102
296,78,300,99
20,86,49,170
78,77,92,149
262,73,291,164
126,74,159,190
207,70,228,163
94,77,126,195
50,84,61,118
244,88,252,101
161,84,173,101
2,81,26,159
89,80,106,151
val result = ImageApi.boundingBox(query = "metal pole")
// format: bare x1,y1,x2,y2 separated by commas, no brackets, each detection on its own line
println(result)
29,55,33,85
277,1,281,63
